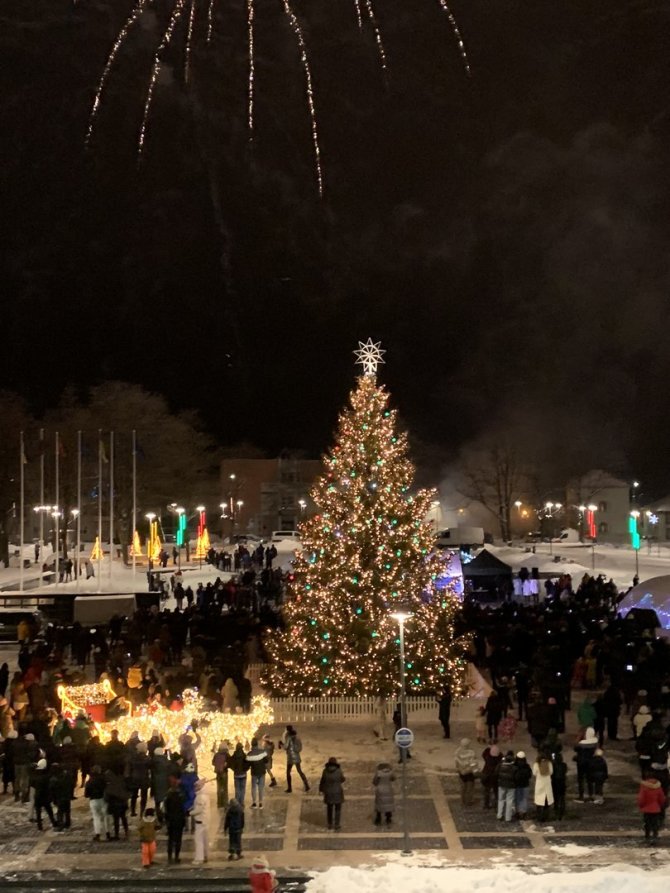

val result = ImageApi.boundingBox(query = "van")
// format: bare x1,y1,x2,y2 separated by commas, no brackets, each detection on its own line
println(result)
271,530,300,544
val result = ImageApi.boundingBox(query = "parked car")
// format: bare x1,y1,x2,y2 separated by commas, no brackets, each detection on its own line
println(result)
271,530,300,544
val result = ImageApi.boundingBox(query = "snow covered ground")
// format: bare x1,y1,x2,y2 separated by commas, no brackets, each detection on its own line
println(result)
488,541,670,591
305,863,670,893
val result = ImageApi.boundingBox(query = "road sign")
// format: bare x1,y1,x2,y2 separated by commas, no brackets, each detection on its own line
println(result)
394,727,414,749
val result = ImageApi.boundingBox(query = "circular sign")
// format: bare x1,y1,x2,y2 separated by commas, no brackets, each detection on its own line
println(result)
394,727,414,749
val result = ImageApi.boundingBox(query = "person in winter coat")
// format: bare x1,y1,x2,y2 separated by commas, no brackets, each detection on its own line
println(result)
454,738,478,806
246,738,268,808
151,747,172,821
602,683,622,741
532,756,554,822
480,745,502,809
224,796,245,860
319,756,345,831
164,775,187,864
513,751,532,819
104,768,129,839
577,697,596,733
139,807,157,868
192,779,211,864
588,748,609,804
14,731,39,802
484,692,503,743
281,726,310,793
372,761,395,826
638,773,666,843
85,764,108,840
2,728,17,795
551,751,568,819
31,758,57,831
573,727,598,802
249,854,278,893
128,741,151,816
229,742,249,805
262,734,277,787
496,751,517,822
437,686,452,739
49,763,73,829
179,762,199,824
212,742,229,808
633,705,652,740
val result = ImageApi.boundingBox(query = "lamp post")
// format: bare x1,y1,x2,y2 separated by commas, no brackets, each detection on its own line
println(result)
196,505,206,569
175,507,185,569
52,508,62,589
145,512,156,570
545,502,554,555
390,609,412,856
587,504,597,570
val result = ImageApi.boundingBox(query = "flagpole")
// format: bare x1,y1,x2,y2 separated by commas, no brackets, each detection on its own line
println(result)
19,431,25,594
76,430,82,593
132,429,137,582
97,429,102,593
39,427,44,590
55,431,60,591
109,431,114,586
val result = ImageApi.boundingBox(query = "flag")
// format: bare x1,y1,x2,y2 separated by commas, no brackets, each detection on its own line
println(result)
99,437,109,464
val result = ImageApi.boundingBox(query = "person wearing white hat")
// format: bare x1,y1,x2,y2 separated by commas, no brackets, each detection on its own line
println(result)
573,727,598,802
32,759,56,831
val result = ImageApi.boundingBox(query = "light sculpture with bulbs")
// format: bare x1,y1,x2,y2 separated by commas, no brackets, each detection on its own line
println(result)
264,341,468,698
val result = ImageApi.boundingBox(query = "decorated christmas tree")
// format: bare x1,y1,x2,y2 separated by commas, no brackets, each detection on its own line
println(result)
265,340,468,698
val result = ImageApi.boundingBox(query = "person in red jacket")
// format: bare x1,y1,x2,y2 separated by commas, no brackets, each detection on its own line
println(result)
249,854,278,893
638,773,666,843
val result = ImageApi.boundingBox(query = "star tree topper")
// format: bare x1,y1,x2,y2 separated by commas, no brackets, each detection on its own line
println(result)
354,338,386,376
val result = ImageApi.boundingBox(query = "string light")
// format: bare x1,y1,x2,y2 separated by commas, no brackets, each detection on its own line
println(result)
185,0,197,84
353,0,363,30
436,0,471,77
264,345,469,698
247,0,255,134
364,0,388,71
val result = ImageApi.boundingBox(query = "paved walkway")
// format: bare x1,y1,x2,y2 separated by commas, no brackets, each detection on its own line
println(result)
1,696,667,875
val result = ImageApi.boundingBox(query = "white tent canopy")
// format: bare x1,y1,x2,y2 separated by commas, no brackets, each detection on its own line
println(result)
618,574,670,629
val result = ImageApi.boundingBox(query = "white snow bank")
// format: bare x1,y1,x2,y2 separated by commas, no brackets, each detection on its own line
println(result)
305,865,670,893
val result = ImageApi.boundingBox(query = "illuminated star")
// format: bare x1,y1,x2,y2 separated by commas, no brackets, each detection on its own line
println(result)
354,338,386,376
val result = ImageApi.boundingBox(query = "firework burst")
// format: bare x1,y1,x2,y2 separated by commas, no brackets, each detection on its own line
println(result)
85,0,471,195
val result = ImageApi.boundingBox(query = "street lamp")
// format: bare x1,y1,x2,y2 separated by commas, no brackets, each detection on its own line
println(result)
587,505,598,569
390,609,413,856
630,510,641,579
52,508,62,588
298,498,307,514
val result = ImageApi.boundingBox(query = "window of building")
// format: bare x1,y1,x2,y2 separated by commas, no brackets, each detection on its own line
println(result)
599,521,609,534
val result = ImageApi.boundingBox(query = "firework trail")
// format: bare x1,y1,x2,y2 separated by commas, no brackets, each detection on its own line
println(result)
138,0,188,156
247,0,255,134
85,0,148,148
185,0,197,83
206,0,215,42
436,0,471,76
281,0,323,196
353,0,363,30
364,0,387,71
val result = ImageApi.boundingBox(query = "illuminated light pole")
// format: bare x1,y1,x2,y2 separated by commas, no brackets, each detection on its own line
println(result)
196,505,206,569
390,608,412,856
71,509,80,591
236,500,244,535
630,510,641,580
587,504,598,570
52,508,62,589
175,507,185,569
145,512,156,570
578,504,587,543
545,502,554,555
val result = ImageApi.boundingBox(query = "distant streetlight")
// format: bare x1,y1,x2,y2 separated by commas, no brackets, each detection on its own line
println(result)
298,498,307,515
390,609,413,856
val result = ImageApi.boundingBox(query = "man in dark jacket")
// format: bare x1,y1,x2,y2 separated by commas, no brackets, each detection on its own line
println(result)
319,757,345,830
164,775,187,864
103,730,126,774
496,751,516,822
602,683,622,741
49,763,73,829
14,731,39,803
151,746,172,822
127,741,151,816
437,686,452,739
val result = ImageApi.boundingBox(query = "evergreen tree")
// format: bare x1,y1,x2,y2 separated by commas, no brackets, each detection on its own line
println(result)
266,355,468,697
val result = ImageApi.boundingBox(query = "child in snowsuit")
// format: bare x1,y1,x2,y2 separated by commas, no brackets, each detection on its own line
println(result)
224,797,245,860
139,807,157,868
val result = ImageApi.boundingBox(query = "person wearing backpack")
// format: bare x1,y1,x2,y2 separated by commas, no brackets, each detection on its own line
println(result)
513,751,532,820
532,755,554,823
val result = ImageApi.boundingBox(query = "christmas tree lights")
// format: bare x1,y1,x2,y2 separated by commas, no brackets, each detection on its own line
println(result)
265,347,468,698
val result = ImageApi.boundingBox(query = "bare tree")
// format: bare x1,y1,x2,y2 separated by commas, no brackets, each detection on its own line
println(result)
459,443,527,542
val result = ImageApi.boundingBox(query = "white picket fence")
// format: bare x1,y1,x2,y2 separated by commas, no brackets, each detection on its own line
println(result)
269,695,437,723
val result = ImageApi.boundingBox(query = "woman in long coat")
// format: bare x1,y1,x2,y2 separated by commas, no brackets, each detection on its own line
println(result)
319,757,345,831
532,755,554,822
372,762,395,825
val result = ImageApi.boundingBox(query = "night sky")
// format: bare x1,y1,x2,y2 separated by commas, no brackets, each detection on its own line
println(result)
3,1,670,490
